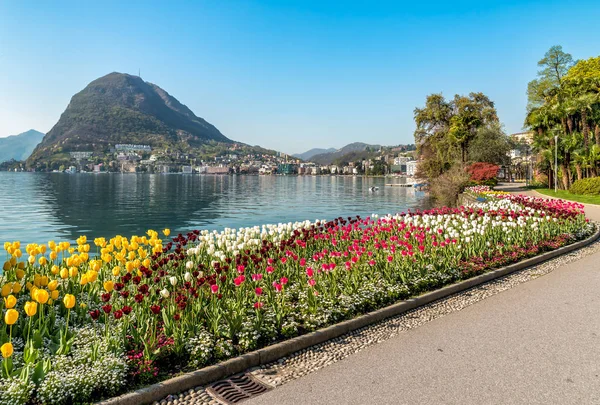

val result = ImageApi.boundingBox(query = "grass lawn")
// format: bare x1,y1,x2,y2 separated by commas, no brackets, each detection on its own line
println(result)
534,188,600,205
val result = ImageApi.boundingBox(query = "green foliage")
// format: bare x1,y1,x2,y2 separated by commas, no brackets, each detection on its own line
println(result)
526,46,600,190
414,92,499,181
570,177,600,195
467,124,512,165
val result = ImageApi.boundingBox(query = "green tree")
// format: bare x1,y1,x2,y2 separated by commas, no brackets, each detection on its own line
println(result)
467,124,512,165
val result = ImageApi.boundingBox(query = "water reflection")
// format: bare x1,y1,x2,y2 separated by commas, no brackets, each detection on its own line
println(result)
0,173,430,245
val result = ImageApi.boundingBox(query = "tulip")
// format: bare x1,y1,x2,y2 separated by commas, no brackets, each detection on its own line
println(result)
50,290,59,300
160,288,170,298
103,280,114,293
1,342,13,358
24,301,37,317
3,295,16,309
0,284,11,297
48,280,58,291
163,228,171,237
169,276,178,286
4,309,18,325
34,289,49,304
63,294,76,309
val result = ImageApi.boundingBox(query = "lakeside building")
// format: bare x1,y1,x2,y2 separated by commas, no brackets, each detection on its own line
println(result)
115,144,152,152
70,151,93,160
406,161,418,177
277,163,298,175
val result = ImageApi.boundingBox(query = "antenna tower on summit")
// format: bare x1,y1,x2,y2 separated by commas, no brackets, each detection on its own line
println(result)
138,69,141,78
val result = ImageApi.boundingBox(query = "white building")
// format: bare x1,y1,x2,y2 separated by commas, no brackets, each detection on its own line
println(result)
406,161,418,177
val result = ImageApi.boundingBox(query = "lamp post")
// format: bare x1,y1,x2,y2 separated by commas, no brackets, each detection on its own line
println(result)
554,135,558,193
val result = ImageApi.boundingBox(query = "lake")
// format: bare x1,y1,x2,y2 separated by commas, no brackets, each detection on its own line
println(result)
0,172,431,245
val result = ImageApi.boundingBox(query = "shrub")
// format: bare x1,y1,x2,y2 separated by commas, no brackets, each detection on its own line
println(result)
466,162,499,182
570,177,600,195
429,165,471,207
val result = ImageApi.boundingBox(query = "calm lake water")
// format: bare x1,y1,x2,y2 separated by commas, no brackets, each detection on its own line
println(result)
0,173,431,245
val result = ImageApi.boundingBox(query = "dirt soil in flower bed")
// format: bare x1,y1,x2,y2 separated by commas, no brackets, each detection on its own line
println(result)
0,194,592,405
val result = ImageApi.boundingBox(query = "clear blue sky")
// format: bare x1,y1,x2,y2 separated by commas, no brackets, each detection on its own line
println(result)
1,1,599,154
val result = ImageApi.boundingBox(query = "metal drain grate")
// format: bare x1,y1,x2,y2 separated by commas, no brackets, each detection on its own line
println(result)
207,374,273,404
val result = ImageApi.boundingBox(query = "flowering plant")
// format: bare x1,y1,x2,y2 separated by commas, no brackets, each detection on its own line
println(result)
0,195,592,403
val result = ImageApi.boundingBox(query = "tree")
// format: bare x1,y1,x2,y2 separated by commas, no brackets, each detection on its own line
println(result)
414,92,499,179
467,125,511,166
448,93,499,163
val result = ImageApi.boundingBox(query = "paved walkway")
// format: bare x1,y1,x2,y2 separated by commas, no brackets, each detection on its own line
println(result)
247,184,600,405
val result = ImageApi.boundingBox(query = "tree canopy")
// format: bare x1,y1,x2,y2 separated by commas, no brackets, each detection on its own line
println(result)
525,47,600,190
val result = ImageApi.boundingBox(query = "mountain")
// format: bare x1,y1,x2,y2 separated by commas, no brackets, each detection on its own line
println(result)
310,142,382,165
293,147,336,160
28,72,231,166
0,130,45,163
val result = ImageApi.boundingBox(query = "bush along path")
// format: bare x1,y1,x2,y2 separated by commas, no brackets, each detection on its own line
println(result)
0,192,594,404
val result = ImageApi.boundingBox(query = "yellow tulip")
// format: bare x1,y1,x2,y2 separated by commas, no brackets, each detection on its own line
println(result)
4,295,16,309
69,267,78,278
162,228,171,237
63,294,76,309
112,266,121,277
2,261,10,272
142,258,151,268
48,241,56,250
50,290,59,300
80,274,89,285
16,261,24,269
49,251,58,261
79,302,87,309
4,308,19,325
34,289,49,305
1,342,13,358
26,283,34,292
87,270,98,283
3,242,10,251
0,284,11,297
38,257,48,266
103,280,114,293
40,276,49,287
24,301,37,317
11,283,21,294
51,265,59,275
13,249,22,258
48,280,58,291
15,269,25,280
28,255,36,265
60,268,68,279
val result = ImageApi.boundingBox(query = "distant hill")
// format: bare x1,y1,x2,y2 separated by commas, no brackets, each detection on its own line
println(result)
28,72,232,167
0,130,45,163
293,147,336,160
310,142,382,165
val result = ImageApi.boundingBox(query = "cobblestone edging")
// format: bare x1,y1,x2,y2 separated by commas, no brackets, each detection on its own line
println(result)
98,225,600,405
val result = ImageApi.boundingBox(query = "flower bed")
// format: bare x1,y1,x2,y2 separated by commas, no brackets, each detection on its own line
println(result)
0,195,592,404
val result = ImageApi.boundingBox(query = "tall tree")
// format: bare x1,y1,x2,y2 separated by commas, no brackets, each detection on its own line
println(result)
449,92,499,163
414,92,499,178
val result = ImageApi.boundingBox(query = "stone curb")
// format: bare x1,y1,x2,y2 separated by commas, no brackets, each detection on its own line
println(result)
98,224,600,405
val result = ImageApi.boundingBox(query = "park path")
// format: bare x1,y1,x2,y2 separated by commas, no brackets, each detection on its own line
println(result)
244,183,600,405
